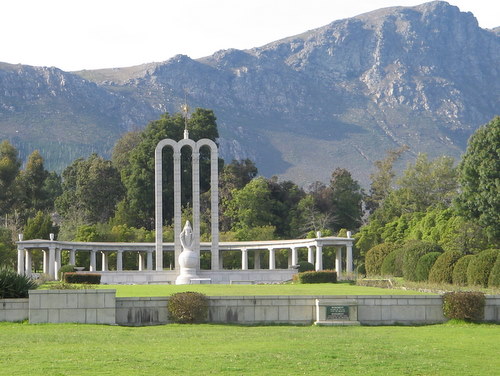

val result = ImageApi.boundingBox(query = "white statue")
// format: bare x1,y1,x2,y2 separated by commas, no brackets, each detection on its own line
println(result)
176,221,199,284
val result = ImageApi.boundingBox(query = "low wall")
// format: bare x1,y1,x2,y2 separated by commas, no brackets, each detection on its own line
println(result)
0,298,29,322
28,290,116,324
95,269,296,285
2,292,500,326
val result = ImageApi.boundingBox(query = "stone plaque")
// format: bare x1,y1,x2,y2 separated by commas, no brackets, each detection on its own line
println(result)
326,305,350,320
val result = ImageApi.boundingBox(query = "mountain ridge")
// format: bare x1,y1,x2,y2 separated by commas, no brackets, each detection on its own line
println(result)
0,1,498,187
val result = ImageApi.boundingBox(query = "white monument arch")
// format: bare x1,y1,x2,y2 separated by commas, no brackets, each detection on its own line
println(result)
154,129,219,280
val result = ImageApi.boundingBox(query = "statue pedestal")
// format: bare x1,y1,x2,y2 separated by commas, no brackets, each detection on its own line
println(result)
175,249,199,285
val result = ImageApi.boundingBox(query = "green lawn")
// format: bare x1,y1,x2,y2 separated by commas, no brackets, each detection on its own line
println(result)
93,282,431,297
1,321,498,375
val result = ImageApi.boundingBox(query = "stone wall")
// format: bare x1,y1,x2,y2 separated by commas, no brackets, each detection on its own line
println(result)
28,290,116,324
2,292,500,326
0,298,29,322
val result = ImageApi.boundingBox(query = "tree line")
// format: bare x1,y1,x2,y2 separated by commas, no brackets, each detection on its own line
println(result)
0,110,498,272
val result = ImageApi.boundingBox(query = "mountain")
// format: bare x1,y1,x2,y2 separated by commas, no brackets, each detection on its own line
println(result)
1,1,498,187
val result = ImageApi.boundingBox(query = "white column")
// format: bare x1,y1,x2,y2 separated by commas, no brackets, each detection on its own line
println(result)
48,245,56,278
89,249,97,272
17,247,25,275
254,250,261,269
138,253,144,271
101,252,108,271
154,143,164,271
269,248,276,270
55,249,61,279
307,246,314,265
117,250,123,271
192,150,201,271
173,150,182,270
336,247,342,279
147,251,153,271
287,250,293,268
346,243,353,274
69,249,76,265
24,250,32,276
291,247,298,267
210,144,220,271
315,244,323,271
241,249,248,270
43,250,48,274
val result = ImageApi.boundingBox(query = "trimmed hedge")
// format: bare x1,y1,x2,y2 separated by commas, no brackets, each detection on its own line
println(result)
296,261,315,273
0,268,38,298
167,291,208,324
428,250,463,284
365,243,396,276
380,248,404,277
466,249,499,287
402,241,443,281
442,291,485,322
64,273,101,284
58,264,75,280
415,252,441,282
296,270,337,283
488,255,500,287
452,255,474,286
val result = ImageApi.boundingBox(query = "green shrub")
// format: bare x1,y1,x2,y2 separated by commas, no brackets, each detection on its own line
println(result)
167,292,209,324
467,249,499,287
297,270,337,284
46,282,85,290
428,250,463,284
58,264,75,280
488,255,500,287
365,243,396,276
296,261,315,273
380,248,404,277
402,241,443,281
452,255,474,286
415,252,441,282
442,291,485,322
0,268,38,298
64,273,101,284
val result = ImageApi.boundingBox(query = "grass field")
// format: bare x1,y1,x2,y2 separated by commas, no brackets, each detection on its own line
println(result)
1,321,498,375
89,282,432,297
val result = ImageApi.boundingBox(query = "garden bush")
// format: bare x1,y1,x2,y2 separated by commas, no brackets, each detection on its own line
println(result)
64,273,101,284
488,255,500,287
0,268,38,298
380,248,404,277
452,255,474,286
296,261,315,273
402,241,443,281
167,291,209,324
296,270,337,283
415,252,441,282
442,291,485,322
58,264,75,280
365,243,396,276
466,249,499,287
428,250,463,284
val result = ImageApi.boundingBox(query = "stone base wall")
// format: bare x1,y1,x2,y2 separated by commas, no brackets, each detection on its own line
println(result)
28,290,116,324
3,292,500,325
0,298,29,322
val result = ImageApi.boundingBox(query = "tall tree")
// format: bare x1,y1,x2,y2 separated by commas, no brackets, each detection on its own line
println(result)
56,154,124,225
366,145,408,214
456,116,500,241
329,168,364,231
0,140,21,216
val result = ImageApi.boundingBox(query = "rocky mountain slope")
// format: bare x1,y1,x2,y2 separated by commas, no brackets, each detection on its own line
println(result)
1,1,498,187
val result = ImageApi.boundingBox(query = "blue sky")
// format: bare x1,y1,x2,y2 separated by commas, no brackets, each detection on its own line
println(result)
1,0,498,71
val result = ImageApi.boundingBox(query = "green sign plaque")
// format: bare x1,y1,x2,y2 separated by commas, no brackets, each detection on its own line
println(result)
326,305,350,320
